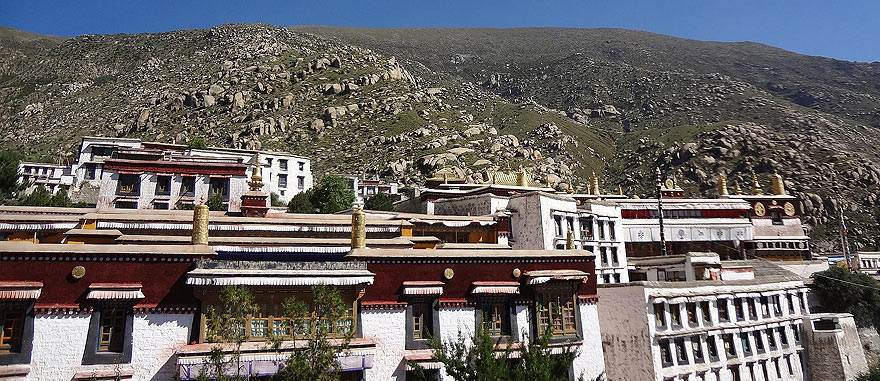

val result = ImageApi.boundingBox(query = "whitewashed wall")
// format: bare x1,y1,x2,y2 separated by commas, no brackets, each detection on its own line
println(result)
29,314,92,380
573,302,606,381
361,309,407,380
130,313,194,381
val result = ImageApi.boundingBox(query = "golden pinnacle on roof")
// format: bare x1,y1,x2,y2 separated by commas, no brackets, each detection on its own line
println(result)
734,182,743,195
516,166,530,187
751,172,763,195
566,230,575,250
771,172,786,195
618,184,624,196
248,153,264,192
589,172,600,195
717,172,729,196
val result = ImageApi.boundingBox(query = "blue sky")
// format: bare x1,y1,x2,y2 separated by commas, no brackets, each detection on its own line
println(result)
1,0,878,62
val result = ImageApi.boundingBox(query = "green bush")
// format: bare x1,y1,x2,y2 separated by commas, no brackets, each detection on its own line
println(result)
856,363,880,381
309,175,355,214
812,266,880,328
270,192,286,207
287,189,315,213
364,192,394,211
206,193,226,211
21,185,51,206
187,136,208,149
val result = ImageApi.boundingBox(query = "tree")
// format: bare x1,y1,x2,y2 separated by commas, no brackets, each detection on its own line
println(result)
309,176,354,214
48,190,72,207
21,185,51,206
272,285,354,381
413,327,580,381
287,189,315,213
187,136,208,149
0,150,22,202
364,192,394,211
206,193,226,211
270,192,286,207
857,363,880,381
812,266,880,329
199,286,259,381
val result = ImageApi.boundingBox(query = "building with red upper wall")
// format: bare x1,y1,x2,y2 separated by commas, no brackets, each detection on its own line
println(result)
0,242,214,380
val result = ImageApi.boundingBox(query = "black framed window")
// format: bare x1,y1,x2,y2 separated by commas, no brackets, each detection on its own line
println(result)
279,160,288,171
406,299,435,349
674,338,688,364
707,336,719,360
723,334,736,357
740,332,752,355
209,178,230,200
610,247,619,265
155,176,171,196
700,301,711,324
669,304,681,327
692,337,704,363
83,304,133,365
659,339,673,367
597,221,605,240
297,176,305,190
760,296,770,317
748,299,758,320
85,164,97,180
718,299,730,322
116,174,140,196
654,303,666,328
687,303,698,325
580,217,594,241
770,210,783,225
608,221,616,240
278,174,288,189
734,299,745,321
780,326,790,346
0,301,34,365
766,328,777,349
180,176,196,196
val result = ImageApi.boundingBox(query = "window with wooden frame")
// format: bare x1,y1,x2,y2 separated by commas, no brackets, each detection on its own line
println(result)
116,174,140,196
478,298,511,338
410,301,433,340
98,307,126,353
718,299,730,321
700,301,711,324
535,285,578,337
0,307,24,353
654,303,666,328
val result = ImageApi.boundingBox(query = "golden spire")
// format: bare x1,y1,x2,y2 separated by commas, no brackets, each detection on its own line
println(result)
566,230,575,250
248,153,264,192
516,166,530,187
734,182,743,195
771,173,786,195
618,184,624,196
589,172,600,195
717,173,729,197
751,173,763,195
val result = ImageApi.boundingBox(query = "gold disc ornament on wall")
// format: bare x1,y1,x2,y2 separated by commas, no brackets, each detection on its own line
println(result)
783,202,796,216
754,202,766,217
443,268,455,280
71,265,86,279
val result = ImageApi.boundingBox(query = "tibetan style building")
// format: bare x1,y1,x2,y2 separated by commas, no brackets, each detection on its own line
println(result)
0,171,608,380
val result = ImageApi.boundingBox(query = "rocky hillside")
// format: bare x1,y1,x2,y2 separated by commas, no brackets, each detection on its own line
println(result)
296,27,880,252
2,24,880,250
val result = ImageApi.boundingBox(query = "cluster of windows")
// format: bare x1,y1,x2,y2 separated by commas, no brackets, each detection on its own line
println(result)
205,302,355,342
406,288,579,349
600,272,622,284
860,257,880,270
659,328,803,369
654,293,806,331
755,241,808,250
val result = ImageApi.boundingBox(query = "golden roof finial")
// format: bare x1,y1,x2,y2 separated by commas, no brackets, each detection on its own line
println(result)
751,172,763,195
618,184,624,196
566,230,575,250
717,172,729,197
771,172,786,195
247,153,264,192
589,172,600,195
734,182,743,195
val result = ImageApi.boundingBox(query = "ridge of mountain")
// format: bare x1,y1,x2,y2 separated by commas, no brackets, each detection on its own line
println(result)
2,23,880,250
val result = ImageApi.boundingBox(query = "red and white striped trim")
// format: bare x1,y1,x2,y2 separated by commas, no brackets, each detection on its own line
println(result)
86,283,145,300
0,281,42,300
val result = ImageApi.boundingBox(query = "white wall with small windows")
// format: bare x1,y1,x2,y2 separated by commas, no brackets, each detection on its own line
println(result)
95,170,249,212
599,278,813,381
25,312,194,381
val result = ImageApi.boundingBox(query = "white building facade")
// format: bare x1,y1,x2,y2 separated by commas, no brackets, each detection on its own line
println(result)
70,137,312,207
17,162,74,195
